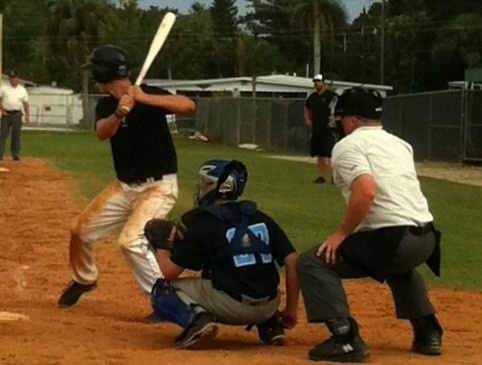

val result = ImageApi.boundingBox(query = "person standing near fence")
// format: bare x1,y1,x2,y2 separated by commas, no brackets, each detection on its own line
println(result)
0,70,30,161
304,74,337,184
57,45,196,313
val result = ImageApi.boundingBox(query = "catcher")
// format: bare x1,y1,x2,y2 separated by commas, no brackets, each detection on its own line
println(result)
144,159,300,349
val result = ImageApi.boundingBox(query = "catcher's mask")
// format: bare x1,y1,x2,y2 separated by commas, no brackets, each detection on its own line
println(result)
83,45,131,84
194,159,248,207
334,87,384,121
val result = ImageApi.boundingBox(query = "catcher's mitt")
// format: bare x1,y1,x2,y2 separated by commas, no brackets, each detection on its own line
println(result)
144,219,176,250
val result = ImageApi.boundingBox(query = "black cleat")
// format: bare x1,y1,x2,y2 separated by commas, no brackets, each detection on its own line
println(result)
174,312,218,349
257,315,285,345
308,335,370,363
411,315,443,356
58,280,97,308
313,176,326,184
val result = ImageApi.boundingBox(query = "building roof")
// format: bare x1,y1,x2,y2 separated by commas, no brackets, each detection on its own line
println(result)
145,74,393,96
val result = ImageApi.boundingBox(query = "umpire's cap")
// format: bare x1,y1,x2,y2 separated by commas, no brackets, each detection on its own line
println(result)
83,45,131,84
335,87,384,120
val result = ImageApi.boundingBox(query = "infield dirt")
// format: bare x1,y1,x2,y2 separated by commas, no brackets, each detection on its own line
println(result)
1,159,481,365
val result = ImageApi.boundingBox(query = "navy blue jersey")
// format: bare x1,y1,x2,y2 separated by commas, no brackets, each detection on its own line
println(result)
170,202,296,301
95,85,177,184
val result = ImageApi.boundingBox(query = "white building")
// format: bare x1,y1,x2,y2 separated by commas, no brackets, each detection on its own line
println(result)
145,74,393,98
27,86,83,126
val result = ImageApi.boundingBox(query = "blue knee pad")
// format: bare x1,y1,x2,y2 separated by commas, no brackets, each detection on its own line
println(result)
151,279,193,329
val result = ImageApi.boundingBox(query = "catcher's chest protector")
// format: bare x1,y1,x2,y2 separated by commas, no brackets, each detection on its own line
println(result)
205,202,273,267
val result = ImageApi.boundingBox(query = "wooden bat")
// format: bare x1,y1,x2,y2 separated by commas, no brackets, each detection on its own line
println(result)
120,12,176,114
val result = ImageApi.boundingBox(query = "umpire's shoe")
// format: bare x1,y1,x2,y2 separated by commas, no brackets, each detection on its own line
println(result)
257,314,285,345
309,317,369,363
410,314,443,355
58,280,97,308
174,312,218,349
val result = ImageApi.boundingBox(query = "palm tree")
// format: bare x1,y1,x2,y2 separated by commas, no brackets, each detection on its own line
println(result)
291,0,347,75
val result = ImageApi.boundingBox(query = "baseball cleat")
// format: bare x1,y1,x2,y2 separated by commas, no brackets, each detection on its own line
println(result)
58,280,97,308
257,315,285,346
174,312,218,349
308,335,370,363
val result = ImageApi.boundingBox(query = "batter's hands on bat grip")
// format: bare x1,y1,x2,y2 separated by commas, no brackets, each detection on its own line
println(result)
316,232,346,264
117,92,135,117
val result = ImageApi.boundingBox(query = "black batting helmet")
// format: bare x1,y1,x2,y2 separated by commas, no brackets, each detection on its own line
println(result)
83,45,131,84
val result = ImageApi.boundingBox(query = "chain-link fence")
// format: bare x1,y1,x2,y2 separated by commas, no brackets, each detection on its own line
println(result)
26,90,482,163
191,90,482,163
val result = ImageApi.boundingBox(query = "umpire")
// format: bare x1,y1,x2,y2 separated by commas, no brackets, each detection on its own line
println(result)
297,88,442,363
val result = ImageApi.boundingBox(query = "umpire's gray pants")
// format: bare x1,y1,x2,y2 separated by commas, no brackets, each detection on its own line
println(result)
0,112,23,160
297,229,437,323
170,278,279,325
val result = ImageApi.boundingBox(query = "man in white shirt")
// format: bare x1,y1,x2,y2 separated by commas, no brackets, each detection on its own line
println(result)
0,70,30,161
297,88,442,363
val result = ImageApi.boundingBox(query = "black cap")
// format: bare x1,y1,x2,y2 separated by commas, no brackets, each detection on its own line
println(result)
334,88,384,120
9,70,18,78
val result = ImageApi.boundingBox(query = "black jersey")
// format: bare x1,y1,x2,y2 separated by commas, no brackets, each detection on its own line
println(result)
170,202,296,301
95,85,177,184
305,89,337,133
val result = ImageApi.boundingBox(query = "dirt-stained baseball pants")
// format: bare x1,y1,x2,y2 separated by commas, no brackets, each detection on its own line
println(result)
68,174,178,294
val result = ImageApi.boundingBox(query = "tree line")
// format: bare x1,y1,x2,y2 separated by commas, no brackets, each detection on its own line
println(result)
2,0,482,94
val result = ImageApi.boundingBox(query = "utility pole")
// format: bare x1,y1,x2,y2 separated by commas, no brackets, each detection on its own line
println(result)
380,0,385,85
0,14,3,85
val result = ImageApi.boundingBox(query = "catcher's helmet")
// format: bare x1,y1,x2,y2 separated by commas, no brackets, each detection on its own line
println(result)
334,87,384,120
195,159,248,207
83,45,131,84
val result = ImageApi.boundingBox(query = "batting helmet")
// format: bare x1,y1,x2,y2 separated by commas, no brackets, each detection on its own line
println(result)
195,159,248,207
334,87,384,120
83,45,131,84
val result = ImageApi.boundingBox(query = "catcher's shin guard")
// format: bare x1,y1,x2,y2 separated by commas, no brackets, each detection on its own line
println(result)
151,279,193,329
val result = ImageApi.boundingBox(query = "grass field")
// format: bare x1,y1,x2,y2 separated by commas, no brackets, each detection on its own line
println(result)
21,130,482,292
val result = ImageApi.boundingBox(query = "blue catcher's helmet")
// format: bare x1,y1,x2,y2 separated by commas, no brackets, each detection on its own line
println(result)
195,159,248,207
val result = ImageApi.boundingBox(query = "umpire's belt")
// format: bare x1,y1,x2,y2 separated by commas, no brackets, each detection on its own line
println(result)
5,110,21,114
407,222,434,236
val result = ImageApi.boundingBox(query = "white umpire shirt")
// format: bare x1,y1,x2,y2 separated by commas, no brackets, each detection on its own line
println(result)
332,125,433,232
0,83,29,111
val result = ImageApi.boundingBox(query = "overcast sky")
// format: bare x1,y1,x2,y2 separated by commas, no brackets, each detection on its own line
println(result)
138,0,373,21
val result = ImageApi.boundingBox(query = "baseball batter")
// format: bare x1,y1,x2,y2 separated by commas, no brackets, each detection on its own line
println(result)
57,45,195,309
297,88,443,363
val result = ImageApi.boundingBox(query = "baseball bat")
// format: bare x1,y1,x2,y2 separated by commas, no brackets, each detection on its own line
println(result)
120,12,176,114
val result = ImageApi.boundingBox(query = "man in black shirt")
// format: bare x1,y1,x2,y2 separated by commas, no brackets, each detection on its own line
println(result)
304,74,337,184
57,45,195,311
147,159,299,349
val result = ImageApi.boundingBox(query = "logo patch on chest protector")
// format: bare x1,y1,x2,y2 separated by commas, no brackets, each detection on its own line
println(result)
242,233,251,248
